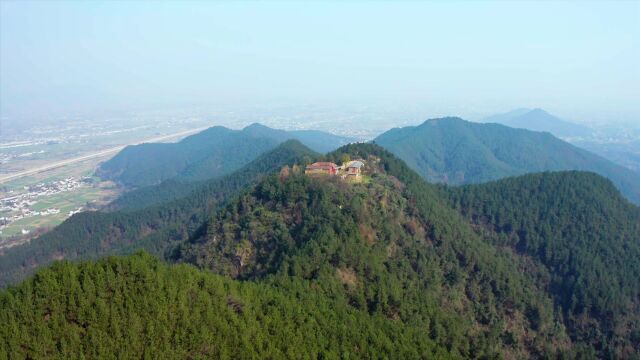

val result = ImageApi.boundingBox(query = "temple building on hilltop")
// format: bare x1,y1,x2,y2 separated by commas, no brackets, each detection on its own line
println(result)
305,159,365,182
304,162,338,175
344,160,364,180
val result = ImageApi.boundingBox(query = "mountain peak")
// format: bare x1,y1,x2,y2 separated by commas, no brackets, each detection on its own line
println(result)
527,108,549,115
374,118,639,204
419,116,467,127
243,122,272,131
482,108,591,138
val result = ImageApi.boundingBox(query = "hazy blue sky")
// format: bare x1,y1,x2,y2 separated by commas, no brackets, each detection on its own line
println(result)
1,1,638,123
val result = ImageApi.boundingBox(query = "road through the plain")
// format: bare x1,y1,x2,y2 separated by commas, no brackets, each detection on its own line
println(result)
0,127,208,184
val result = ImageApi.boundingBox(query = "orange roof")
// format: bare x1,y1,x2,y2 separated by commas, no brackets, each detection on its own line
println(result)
306,162,338,169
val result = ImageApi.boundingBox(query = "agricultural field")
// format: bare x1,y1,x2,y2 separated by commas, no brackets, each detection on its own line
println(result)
0,157,120,247
0,114,217,248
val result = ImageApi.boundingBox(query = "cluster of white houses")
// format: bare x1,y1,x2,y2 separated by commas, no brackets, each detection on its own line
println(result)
0,176,89,235
305,160,364,181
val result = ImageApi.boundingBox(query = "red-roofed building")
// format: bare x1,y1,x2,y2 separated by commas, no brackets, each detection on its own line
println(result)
305,162,338,175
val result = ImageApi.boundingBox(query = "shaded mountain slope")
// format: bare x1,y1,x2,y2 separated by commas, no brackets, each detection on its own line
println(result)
97,126,276,187
0,141,316,287
109,139,317,211
374,117,640,204
445,171,640,358
97,123,351,187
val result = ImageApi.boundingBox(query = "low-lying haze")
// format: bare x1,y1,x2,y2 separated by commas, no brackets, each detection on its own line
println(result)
1,1,638,125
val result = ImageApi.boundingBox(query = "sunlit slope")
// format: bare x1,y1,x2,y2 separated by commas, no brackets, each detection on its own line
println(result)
0,253,449,359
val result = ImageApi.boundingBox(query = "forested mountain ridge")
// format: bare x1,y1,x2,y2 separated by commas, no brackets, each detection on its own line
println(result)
1,144,566,358
1,142,638,358
97,123,351,187
445,171,640,357
175,143,628,358
374,117,640,204
109,139,317,211
0,141,317,287
97,126,276,187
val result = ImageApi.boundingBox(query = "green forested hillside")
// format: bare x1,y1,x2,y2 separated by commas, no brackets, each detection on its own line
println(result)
0,253,449,359
374,117,640,204
109,139,317,211
176,145,571,358
0,141,316,287
97,126,277,187
446,171,640,357
97,123,351,188
1,143,638,358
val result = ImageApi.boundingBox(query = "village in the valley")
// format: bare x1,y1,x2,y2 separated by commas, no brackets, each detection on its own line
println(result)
0,176,90,236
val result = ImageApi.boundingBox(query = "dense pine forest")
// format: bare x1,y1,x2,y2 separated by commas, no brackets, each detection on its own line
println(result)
3,0,637,358
0,253,450,359
0,140,317,287
446,172,640,357
1,143,639,358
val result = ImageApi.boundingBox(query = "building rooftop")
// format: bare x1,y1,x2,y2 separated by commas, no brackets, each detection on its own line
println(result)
346,160,364,168
307,162,338,169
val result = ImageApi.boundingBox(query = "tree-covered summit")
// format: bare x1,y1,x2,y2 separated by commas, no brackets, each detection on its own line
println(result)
1,142,638,358
374,117,640,204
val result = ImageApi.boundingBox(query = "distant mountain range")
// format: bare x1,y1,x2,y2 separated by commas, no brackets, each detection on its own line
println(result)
97,116,639,206
480,108,640,173
96,123,353,188
374,117,640,204
481,108,593,139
